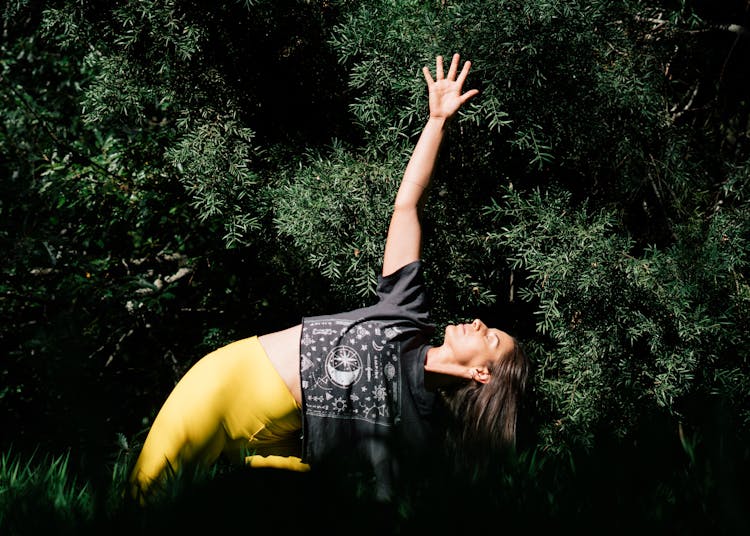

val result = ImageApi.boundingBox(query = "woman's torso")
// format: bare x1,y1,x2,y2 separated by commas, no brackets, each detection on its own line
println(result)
258,324,303,406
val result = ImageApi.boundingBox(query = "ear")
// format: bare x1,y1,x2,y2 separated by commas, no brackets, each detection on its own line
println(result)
472,367,491,384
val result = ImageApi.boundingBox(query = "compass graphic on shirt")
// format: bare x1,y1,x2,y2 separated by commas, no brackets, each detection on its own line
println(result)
325,345,362,388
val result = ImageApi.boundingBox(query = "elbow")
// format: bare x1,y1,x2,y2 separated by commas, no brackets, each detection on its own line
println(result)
391,203,419,218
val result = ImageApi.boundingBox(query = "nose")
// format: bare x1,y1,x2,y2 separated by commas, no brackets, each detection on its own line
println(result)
471,319,484,331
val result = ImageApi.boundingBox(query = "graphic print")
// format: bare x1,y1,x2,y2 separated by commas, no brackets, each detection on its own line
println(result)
301,319,402,426
325,346,362,387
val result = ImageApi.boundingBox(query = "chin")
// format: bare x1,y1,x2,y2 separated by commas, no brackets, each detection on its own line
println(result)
443,324,457,343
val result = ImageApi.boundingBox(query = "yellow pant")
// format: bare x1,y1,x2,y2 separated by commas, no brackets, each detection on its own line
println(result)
129,336,309,501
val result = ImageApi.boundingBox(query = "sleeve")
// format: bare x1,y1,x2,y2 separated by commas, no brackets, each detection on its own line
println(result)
375,260,430,320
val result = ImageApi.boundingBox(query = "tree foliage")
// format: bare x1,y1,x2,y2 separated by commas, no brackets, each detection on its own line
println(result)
2,0,749,514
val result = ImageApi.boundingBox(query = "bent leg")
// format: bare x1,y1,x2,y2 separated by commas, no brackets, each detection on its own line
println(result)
128,336,304,502
129,342,242,501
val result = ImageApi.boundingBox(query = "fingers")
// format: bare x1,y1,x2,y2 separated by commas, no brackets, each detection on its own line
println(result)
424,54,477,99
457,59,472,86
428,53,470,81
447,53,460,80
459,88,480,104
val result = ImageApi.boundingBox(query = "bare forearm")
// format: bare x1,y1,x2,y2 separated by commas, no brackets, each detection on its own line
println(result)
382,54,477,276
394,116,447,209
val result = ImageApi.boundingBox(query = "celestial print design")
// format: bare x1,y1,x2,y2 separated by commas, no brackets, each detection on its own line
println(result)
325,346,361,387
301,318,402,426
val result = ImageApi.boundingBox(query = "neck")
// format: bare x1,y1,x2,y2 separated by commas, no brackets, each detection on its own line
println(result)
424,346,472,382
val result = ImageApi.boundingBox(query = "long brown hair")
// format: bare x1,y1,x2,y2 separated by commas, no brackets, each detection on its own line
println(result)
440,338,530,465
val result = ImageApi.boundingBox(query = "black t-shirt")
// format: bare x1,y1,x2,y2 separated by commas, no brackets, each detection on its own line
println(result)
299,260,438,500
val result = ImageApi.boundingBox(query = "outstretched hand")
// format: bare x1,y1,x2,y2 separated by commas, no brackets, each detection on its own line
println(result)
423,53,479,120
383,53,478,277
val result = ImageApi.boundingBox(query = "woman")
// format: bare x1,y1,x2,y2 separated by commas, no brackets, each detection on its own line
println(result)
129,53,529,503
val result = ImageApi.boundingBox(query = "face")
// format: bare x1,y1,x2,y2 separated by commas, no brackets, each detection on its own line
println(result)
443,318,514,370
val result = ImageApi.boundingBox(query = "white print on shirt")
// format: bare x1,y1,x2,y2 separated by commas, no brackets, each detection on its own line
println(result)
301,318,401,426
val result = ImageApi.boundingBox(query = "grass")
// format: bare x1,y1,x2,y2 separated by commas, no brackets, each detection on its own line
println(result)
1,430,748,536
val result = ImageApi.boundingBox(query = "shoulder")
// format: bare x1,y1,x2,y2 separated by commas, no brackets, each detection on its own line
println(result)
377,260,427,304
378,260,426,295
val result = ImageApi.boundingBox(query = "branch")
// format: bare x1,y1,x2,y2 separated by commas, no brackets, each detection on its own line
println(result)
670,81,700,121
686,23,749,37
634,15,749,38
88,327,135,366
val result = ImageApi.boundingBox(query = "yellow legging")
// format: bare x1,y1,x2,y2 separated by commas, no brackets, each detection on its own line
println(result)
129,336,309,501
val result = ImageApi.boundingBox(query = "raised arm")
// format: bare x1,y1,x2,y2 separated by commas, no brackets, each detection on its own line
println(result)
382,53,479,276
